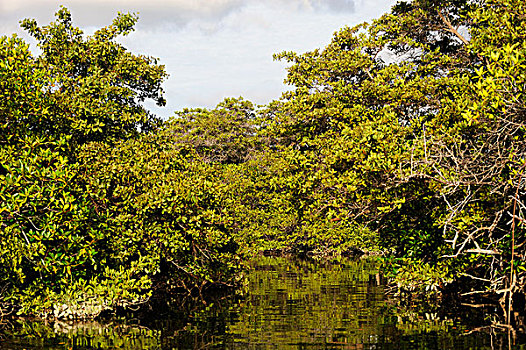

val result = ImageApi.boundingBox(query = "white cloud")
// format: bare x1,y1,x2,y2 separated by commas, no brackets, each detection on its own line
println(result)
1,0,397,117
1,0,358,31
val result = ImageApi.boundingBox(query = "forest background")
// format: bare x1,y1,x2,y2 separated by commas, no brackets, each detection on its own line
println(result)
1,0,525,322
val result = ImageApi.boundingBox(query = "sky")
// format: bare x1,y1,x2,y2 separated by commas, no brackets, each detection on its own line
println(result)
1,0,397,119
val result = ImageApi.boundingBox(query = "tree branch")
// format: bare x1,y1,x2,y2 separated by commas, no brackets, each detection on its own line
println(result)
437,10,470,46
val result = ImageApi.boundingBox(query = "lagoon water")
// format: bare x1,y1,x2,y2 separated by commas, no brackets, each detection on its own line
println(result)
1,256,525,349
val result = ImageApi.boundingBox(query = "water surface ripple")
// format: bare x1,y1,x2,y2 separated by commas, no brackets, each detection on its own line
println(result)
1,256,525,349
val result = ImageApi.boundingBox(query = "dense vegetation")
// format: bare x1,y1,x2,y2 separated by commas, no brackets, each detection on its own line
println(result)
0,8,241,318
1,0,525,323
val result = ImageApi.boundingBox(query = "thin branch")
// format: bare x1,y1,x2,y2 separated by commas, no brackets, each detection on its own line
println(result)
437,10,470,46
461,273,492,283
464,248,501,255
461,290,490,296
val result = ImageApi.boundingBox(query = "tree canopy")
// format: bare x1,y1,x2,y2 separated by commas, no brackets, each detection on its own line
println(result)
265,0,526,314
0,8,239,319
1,0,526,324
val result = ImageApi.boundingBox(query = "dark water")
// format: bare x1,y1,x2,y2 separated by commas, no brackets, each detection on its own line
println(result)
1,257,525,349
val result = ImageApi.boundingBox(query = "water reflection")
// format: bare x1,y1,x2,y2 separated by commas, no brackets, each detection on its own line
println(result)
225,257,385,349
1,256,525,349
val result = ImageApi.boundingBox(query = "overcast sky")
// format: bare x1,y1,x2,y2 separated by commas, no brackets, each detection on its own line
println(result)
1,0,397,118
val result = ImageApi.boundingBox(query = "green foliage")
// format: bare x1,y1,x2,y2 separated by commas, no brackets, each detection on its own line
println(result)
1,131,244,318
3,0,526,319
77,131,242,293
0,136,86,298
382,257,453,297
19,6,167,145
259,0,526,300
0,8,241,319
168,97,264,164
0,36,49,144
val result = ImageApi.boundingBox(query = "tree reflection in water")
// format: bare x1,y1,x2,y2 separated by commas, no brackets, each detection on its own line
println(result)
1,256,525,349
